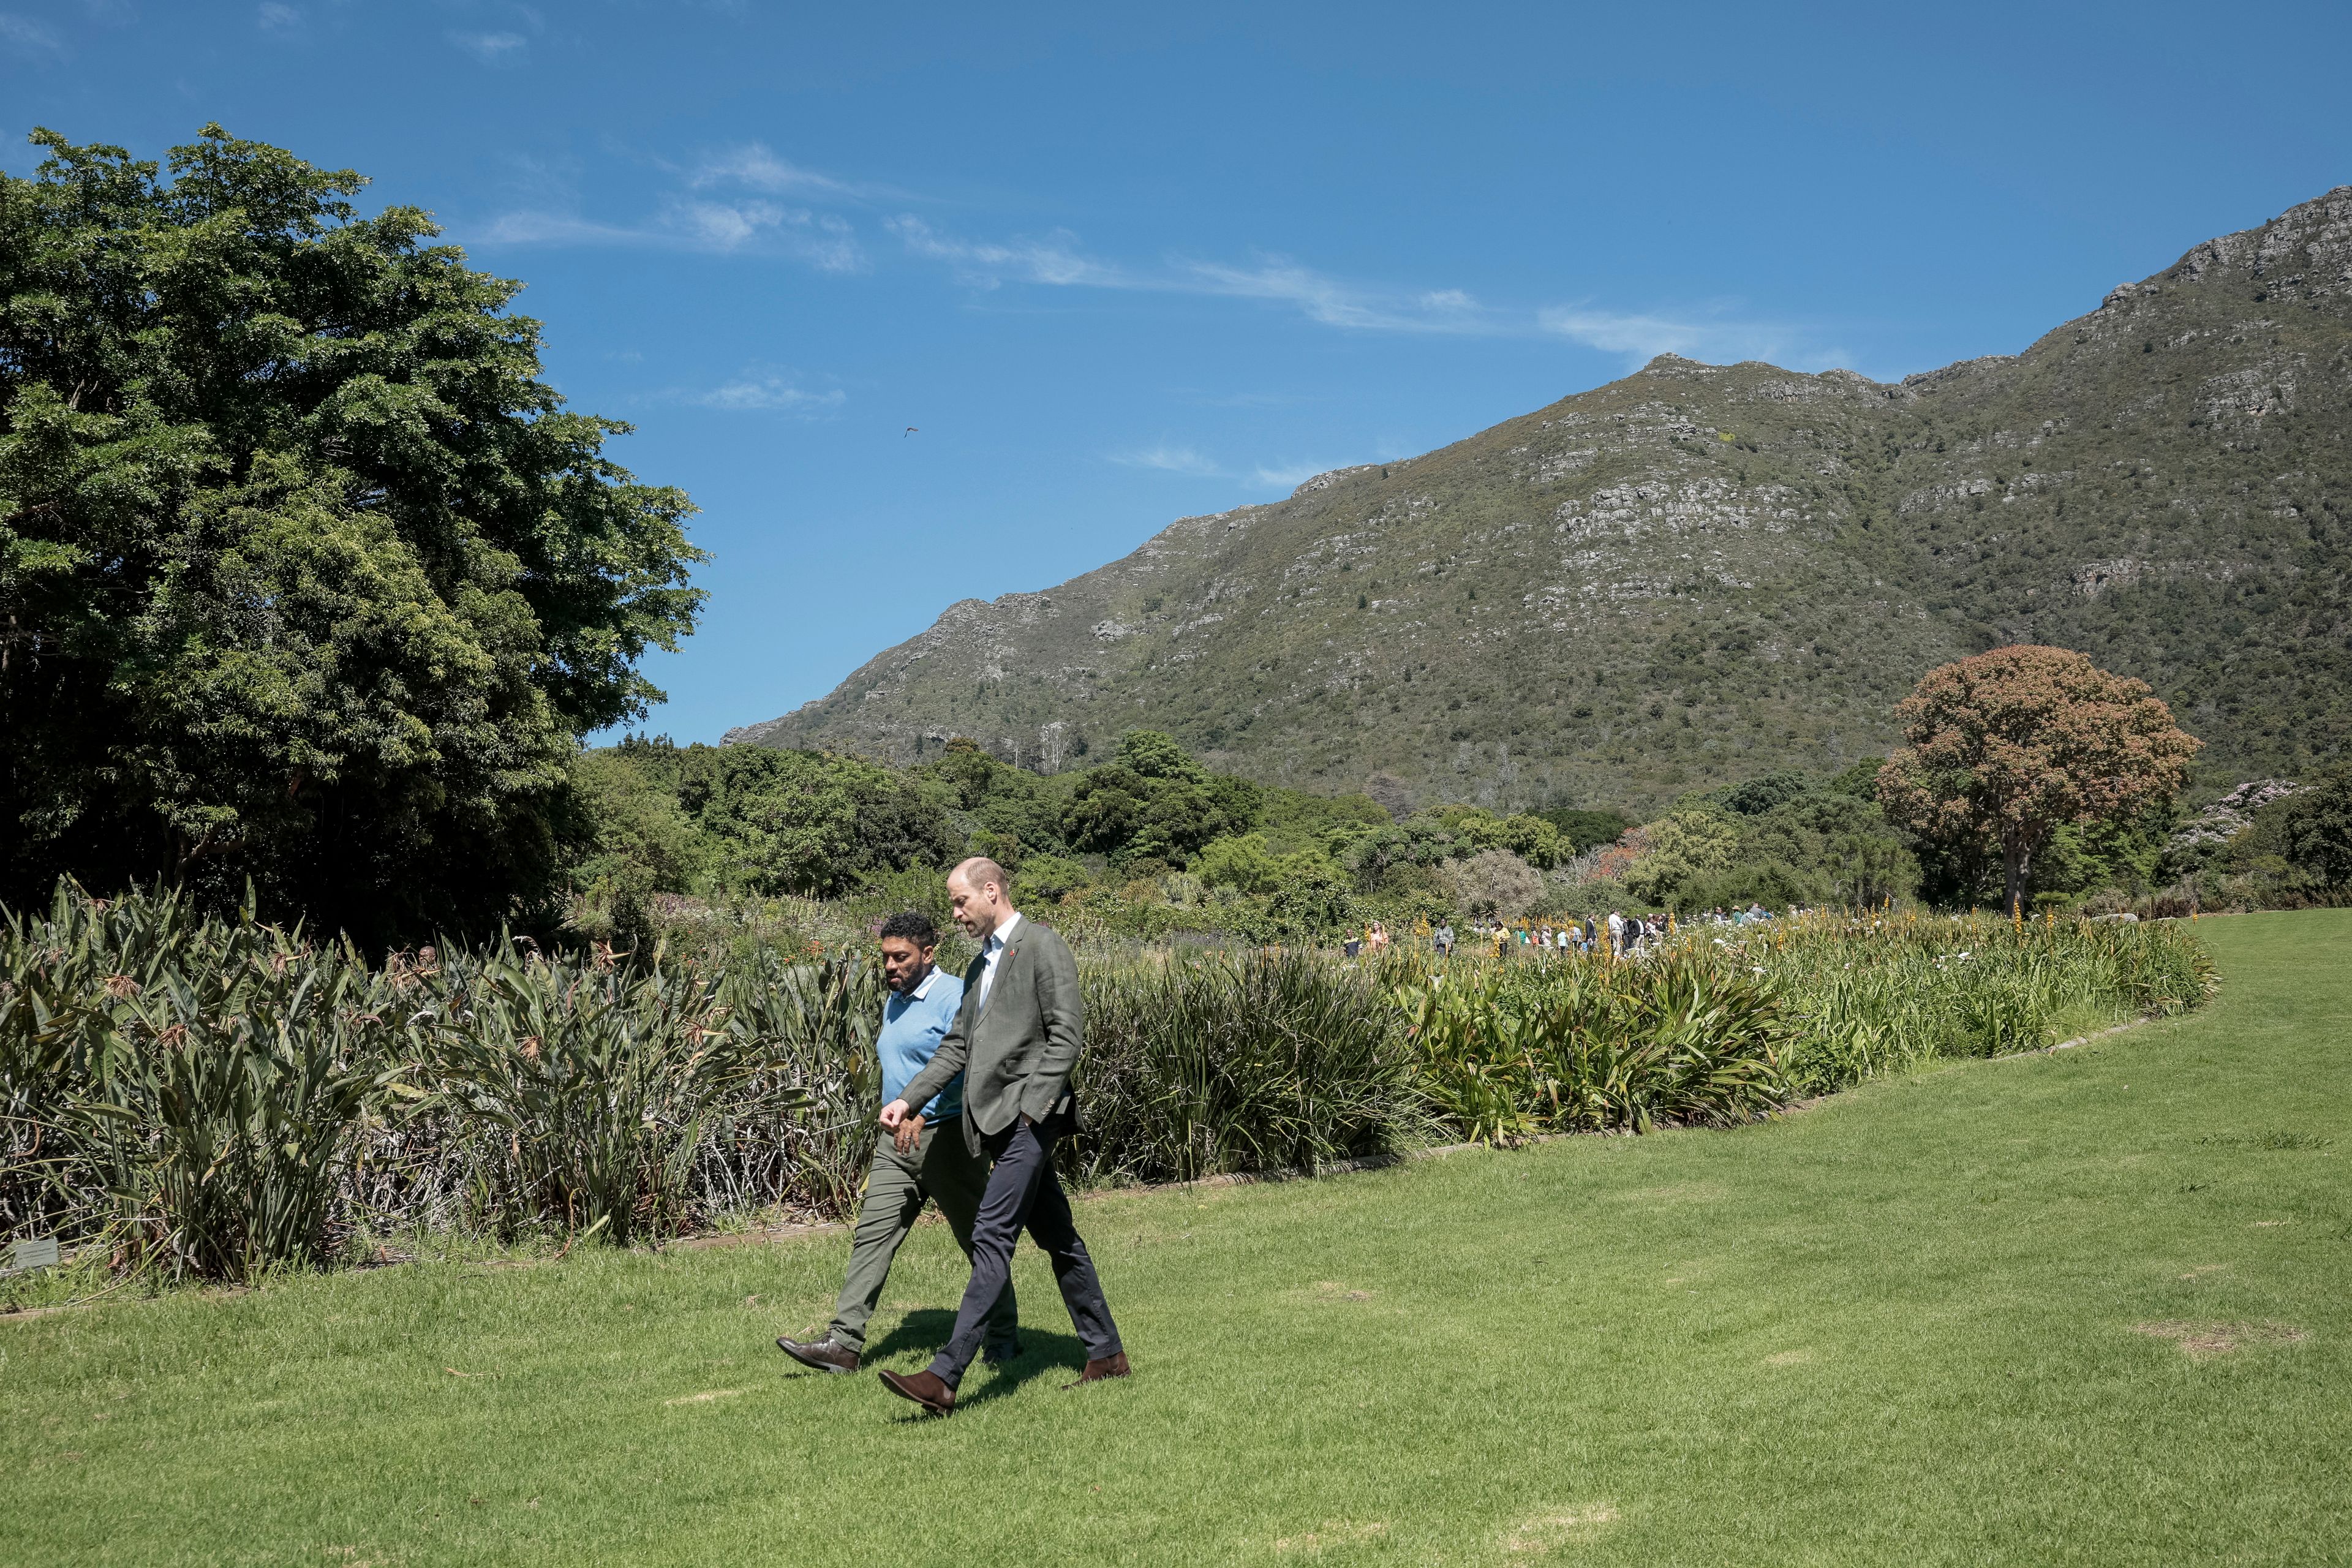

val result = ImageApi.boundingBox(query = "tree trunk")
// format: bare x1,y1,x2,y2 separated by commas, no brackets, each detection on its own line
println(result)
2002,835,2027,919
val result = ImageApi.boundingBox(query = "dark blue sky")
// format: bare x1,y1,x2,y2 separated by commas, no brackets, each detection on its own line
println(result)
7,1,2348,742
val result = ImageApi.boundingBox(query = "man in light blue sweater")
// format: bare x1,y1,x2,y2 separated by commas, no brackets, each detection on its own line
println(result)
775,911,1017,1373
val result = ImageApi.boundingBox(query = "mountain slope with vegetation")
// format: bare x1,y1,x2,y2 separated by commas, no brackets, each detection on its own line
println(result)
734,187,2352,815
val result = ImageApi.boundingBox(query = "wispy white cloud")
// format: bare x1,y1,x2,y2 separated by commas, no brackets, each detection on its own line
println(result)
1182,259,1499,335
479,143,894,268
479,211,644,246
690,143,865,200
889,222,1502,338
486,140,1855,374
1109,445,1224,477
256,2,301,31
478,200,864,271
666,197,790,250
890,212,1857,371
448,29,527,62
885,216,1125,289
1538,304,1852,371
1106,445,1359,494
1248,461,1344,490
692,376,846,414
0,12,65,56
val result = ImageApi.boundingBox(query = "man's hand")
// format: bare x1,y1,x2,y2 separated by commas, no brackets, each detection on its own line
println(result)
892,1112,926,1153
878,1098,911,1131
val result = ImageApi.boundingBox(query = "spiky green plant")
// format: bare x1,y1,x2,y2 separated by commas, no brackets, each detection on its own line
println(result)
1073,948,1427,1183
2,883,410,1279
1746,911,2218,1090
1,883,2222,1284
1395,949,1792,1142
700,951,886,1219
410,941,809,1246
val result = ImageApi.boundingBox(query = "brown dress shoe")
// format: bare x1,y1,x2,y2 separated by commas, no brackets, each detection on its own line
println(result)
776,1335,858,1374
1063,1351,1131,1389
877,1368,956,1414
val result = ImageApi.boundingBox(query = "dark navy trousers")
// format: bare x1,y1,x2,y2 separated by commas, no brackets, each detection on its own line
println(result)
928,1117,1121,1387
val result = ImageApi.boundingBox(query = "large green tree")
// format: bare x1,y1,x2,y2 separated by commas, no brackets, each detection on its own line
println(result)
0,128,704,940
1057,730,1260,867
669,745,954,898
2277,769,2352,891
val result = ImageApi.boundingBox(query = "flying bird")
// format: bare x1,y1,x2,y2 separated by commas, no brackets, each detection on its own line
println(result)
904,426,919,437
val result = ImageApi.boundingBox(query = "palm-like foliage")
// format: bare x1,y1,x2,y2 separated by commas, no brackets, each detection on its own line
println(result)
703,952,883,1219
2,884,408,1277
1396,951,1792,1142
1075,948,1426,1183
1389,910,2214,1140
1,885,2218,1284
410,942,797,1246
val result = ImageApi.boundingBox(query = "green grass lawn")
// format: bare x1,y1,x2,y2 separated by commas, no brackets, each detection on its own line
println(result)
5,911,2348,1567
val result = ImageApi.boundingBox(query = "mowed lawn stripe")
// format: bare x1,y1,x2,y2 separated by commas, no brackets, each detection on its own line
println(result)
3,912,2346,1566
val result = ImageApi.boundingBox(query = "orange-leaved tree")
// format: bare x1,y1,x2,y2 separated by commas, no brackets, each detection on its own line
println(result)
1877,646,2199,916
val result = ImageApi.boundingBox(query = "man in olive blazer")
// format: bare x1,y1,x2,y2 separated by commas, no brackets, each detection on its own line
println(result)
873,857,1128,1414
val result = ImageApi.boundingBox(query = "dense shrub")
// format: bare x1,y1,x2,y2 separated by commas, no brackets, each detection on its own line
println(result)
1,885,880,1278
1393,951,1792,1143
1382,910,2214,1137
2278,769,2352,890
579,740,958,899
1441,848,1544,920
0,886,409,1278
1757,911,2215,1090
2,885,2217,1286
1072,949,1426,1184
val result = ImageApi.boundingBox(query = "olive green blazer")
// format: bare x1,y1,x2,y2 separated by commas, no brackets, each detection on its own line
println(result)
898,916,1084,1155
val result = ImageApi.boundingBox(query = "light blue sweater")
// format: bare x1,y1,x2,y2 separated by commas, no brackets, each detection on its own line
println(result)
878,967,966,1120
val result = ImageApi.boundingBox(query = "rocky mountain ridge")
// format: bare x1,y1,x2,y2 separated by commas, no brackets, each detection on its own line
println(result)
731,187,2352,813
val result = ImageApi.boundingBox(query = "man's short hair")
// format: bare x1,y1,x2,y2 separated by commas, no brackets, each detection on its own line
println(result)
878,910,938,946
952,856,1008,895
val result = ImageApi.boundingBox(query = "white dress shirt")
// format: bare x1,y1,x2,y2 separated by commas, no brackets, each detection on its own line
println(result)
976,911,1023,1011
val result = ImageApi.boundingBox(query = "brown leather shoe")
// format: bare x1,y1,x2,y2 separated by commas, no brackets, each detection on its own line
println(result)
1063,1351,1130,1389
776,1335,858,1374
878,1368,956,1414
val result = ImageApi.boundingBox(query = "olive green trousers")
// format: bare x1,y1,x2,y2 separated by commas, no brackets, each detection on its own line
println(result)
825,1115,1018,1357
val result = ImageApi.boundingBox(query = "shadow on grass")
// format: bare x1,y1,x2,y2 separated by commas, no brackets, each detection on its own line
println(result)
858,1308,1090,1413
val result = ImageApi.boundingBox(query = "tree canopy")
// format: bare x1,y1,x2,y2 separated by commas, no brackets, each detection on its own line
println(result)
1442,848,1543,920
1057,731,1261,867
655,742,952,898
0,127,703,940
1877,646,2199,916
2278,769,2352,891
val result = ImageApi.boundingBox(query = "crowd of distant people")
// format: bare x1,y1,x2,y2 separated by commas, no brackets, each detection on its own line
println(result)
1374,902,1787,960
